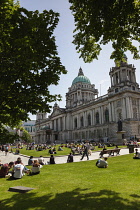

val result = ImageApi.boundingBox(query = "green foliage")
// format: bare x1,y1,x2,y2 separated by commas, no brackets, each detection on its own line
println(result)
69,0,140,62
21,129,32,143
0,126,19,144
0,0,67,128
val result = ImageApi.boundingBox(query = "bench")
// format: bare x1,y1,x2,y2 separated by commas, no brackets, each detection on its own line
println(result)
99,149,121,158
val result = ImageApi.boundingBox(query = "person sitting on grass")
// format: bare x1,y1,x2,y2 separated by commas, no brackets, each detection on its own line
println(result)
30,160,42,175
28,156,34,165
58,146,63,151
52,147,57,154
96,157,108,168
15,149,20,155
0,162,14,178
49,148,53,154
67,153,73,163
133,149,140,159
48,155,55,164
12,159,29,179
15,157,29,171
38,156,45,165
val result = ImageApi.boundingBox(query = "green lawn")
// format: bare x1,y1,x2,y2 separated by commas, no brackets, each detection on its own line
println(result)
11,145,127,157
0,153,140,209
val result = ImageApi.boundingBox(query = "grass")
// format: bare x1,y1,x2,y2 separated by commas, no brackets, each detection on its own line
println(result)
11,145,127,157
0,152,140,209
11,145,71,157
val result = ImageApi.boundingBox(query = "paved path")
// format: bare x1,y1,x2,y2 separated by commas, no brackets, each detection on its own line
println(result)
0,148,133,165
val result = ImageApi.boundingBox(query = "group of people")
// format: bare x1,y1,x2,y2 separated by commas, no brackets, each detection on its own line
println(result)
0,142,110,180
0,156,45,179
0,157,30,179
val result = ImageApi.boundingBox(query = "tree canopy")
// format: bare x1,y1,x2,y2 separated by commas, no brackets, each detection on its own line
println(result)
0,0,67,129
69,0,140,62
21,129,32,143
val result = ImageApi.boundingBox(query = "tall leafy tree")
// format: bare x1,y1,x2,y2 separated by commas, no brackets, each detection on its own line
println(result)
21,129,32,143
69,0,140,62
0,0,67,129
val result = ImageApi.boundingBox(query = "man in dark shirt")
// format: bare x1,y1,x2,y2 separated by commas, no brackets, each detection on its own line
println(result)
67,153,74,163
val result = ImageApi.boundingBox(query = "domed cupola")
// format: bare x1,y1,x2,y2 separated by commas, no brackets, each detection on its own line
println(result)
66,67,98,109
108,56,139,95
72,67,91,85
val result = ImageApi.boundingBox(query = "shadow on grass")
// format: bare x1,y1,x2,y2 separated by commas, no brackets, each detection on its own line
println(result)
0,188,140,210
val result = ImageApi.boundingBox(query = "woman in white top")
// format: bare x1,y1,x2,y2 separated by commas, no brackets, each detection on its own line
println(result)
13,160,26,179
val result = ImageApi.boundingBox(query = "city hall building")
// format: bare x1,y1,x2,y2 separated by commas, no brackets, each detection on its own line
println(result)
35,56,140,144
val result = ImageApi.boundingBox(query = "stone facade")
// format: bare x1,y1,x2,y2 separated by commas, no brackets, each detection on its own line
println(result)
35,58,140,144
22,120,36,141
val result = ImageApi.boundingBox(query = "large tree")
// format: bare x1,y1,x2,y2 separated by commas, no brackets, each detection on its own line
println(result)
0,0,67,129
69,0,140,62
21,129,32,143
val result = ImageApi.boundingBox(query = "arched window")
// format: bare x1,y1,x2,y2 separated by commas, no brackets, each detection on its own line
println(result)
96,112,99,124
105,109,109,122
88,114,91,126
74,118,77,129
80,116,84,127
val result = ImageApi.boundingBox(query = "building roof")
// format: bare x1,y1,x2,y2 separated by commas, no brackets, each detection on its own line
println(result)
72,67,91,85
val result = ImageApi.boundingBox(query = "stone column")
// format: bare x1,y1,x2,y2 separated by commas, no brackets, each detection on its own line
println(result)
92,109,95,125
84,111,87,127
110,74,112,86
90,109,93,125
138,99,140,120
100,106,103,124
77,114,80,128
133,70,136,83
109,103,112,122
129,98,133,118
111,102,115,121
63,116,66,131
122,98,126,119
126,97,131,118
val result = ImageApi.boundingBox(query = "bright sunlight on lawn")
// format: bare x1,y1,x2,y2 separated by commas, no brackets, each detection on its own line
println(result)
0,153,140,210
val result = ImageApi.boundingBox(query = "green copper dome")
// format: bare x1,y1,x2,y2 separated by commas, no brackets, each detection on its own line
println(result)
72,75,91,85
72,67,91,85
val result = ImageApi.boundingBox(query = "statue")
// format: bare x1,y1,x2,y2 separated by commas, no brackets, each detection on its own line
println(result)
118,119,122,131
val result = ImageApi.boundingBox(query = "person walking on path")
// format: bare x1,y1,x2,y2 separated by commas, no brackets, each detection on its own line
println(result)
80,143,90,160
5,146,9,156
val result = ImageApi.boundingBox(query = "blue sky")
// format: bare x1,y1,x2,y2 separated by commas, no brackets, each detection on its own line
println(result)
19,0,140,120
